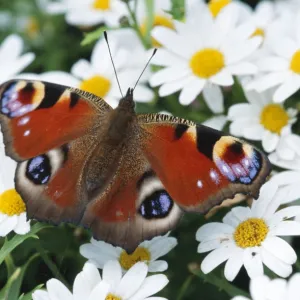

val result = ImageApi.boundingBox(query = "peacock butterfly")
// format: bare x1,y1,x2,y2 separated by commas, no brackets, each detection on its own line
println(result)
0,79,271,251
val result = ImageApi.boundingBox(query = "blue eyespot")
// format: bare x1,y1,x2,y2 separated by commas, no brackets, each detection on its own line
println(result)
139,190,173,219
26,155,51,185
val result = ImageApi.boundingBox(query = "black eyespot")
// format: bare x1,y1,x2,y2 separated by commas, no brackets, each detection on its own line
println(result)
26,155,51,185
139,190,173,219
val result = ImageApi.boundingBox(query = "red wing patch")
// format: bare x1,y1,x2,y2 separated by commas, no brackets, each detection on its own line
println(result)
139,119,271,213
0,80,110,160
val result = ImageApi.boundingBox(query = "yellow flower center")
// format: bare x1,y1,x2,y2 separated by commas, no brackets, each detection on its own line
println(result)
141,15,174,47
93,0,110,10
290,50,300,74
80,75,111,98
190,48,225,78
208,0,232,17
251,27,265,38
119,247,151,270
234,218,268,248
260,104,289,134
105,294,121,300
0,189,26,216
26,17,39,38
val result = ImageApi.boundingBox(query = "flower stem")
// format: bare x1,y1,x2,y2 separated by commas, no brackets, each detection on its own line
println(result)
176,274,194,300
192,268,250,298
126,0,149,49
35,243,71,290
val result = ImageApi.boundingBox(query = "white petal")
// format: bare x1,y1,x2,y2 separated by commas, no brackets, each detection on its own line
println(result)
179,78,205,105
198,238,231,253
14,213,30,235
158,77,192,97
224,247,243,281
133,85,154,103
196,223,234,241
228,103,256,120
0,215,17,236
73,262,101,300
249,275,270,300
226,62,257,75
103,260,122,288
262,237,296,264
229,119,256,137
116,262,148,298
269,206,300,227
0,34,23,60
243,248,264,278
257,57,289,72
41,71,79,87
32,290,50,300
88,281,110,300
149,66,189,87
129,274,169,300
273,75,300,103
273,221,300,236
251,181,279,217
148,236,177,260
273,38,298,59
243,124,264,140
202,84,224,113
148,261,168,272
261,247,292,278
262,131,279,153
202,115,227,131
209,69,234,86
287,273,300,299
247,72,288,92
265,279,287,300
47,279,72,300
201,245,235,274
71,59,95,80
151,48,185,67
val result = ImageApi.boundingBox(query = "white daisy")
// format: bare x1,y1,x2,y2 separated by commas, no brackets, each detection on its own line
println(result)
149,4,261,111
196,181,300,281
32,260,169,300
228,85,297,153
80,234,177,273
268,130,300,170
268,133,300,205
247,10,300,103
46,0,127,27
0,34,35,84
202,115,227,131
22,34,154,108
0,131,30,236
232,273,300,300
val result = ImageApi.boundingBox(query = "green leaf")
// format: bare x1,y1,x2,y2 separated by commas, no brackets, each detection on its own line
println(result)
81,26,107,46
4,254,40,300
0,223,51,267
18,284,44,300
192,268,249,298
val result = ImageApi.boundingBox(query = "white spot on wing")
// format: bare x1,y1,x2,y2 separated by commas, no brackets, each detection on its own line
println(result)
197,180,203,188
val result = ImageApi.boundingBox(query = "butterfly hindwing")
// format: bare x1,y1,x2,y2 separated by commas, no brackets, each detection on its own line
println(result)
0,80,112,160
138,114,271,214
82,136,183,251
15,133,100,225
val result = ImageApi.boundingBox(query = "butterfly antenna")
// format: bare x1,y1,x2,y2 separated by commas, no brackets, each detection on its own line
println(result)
104,31,123,98
133,48,157,91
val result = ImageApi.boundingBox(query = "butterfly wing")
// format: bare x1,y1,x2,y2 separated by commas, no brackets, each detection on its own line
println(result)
0,79,112,224
82,133,183,251
0,80,112,160
138,114,271,214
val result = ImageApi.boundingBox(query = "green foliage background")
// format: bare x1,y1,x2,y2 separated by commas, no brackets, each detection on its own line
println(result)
1,0,299,299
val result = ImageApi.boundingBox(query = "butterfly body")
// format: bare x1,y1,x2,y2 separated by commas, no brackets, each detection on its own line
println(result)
0,80,271,251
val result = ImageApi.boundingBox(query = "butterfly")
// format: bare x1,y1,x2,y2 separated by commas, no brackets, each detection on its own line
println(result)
0,79,271,251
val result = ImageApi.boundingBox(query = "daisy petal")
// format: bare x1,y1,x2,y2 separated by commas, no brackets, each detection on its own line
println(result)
179,77,205,105
224,247,243,281
116,262,148,298
202,85,224,113
129,274,169,300
261,248,292,278
47,279,72,300
273,75,300,103
273,221,300,236
0,215,17,236
201,245,235,274
148,261,168,272
196,223,234,241
88,281,110,300
243,248,264,278
103,260,122,287
262,237,296,264
209,69,233,86
262,131,279,153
